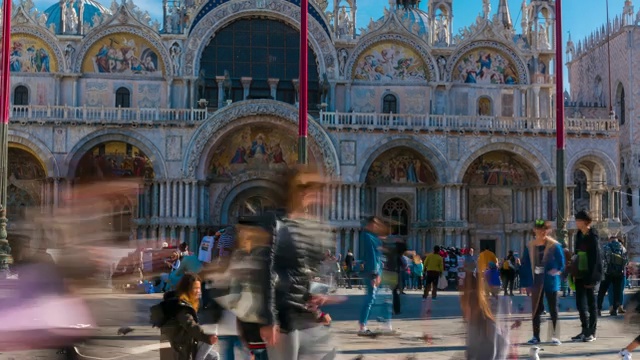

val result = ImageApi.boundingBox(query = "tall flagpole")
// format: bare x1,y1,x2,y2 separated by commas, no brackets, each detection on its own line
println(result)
0,0,13,273
555,0,567,245
298,0,308,165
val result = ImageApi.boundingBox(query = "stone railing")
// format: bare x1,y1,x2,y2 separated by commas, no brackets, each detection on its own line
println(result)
319,111,619,134
10,105,209,125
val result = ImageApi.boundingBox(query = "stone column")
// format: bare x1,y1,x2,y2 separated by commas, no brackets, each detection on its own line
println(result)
329,82,337,111
240,77,251,100
54,75,62,105
216,76,225,107
335,230,342,256
355,184,362,221
567,185,576,220
159,180,166,218
191,181,198,220
350,184,356,220
170,226,177,243
268,78,279,100
166,78,173,108
53,178,60,209
330,184,337,220
337,185,343,221
292,79,300,105
172,181,178,218
461,186,467,221
533,86,540,118
353,228,360,257
591,190,603,221
178,181,184,218
345,83,352,112
153,182,159,217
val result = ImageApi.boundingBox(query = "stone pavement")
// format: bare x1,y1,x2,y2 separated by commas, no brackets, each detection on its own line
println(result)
1,288,637,359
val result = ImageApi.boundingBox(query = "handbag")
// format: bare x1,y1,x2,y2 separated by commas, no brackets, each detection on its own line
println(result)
437,274,448,290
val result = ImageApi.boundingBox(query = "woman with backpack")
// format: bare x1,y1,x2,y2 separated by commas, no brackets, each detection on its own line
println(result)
597,236,627,316
500,251,516,296
158,273,218,360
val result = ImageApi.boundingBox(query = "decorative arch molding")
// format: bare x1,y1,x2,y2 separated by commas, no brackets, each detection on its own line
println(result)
566,149,618,187
73,25,172,76
217,176,286,225
358,136,449,183
64,129,168,179
446,41,529,84
183,99,340,179
345,32,437,82
184,0,337,79
10,25,66,72
8,130,60,178
454,141,552,185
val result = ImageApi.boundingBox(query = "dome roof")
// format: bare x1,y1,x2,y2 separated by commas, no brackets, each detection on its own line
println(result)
399,8,430,37
44,0,112,34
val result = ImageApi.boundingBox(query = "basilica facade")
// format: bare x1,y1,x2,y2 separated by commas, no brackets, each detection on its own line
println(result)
3,0,621,259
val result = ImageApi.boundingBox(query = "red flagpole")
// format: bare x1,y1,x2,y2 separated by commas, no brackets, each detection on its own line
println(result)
555,0,567,245
1,0,11,127
298,0,308,165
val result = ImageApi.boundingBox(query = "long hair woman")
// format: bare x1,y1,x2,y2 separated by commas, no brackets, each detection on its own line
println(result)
160,273,218,360
460,275,509,360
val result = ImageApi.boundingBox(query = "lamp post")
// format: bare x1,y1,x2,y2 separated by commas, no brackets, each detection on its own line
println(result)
298,0,308,165
555,0,567,245
0,0,12,273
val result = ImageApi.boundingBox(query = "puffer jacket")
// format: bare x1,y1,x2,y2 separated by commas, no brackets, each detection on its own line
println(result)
272,217,333,332
160,292,212,360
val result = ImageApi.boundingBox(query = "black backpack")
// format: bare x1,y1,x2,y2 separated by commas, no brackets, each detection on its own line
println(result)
150,301,166,328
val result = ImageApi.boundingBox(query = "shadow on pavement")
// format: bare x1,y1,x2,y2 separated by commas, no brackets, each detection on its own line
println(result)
339,345,466,354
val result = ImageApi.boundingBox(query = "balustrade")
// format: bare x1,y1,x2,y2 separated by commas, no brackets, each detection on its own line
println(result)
10,105,208,124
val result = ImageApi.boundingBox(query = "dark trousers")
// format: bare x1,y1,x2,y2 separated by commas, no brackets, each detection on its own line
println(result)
345,269,353,288
597,274,623,311
575,278,598,336
502,270,515,295
532,288,559,340
423,271,439,299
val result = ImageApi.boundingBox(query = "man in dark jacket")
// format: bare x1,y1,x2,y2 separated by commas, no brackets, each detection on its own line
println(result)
571,210,603,343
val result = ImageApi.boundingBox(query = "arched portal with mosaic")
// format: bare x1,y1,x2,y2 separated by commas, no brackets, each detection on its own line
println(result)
362,146,438,252
463,150,541,257
7,145,46,221
74,141,155,181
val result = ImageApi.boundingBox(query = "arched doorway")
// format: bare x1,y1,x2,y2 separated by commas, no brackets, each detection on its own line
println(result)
463,150,540,256
7,146,46,221
364,146,438,253
570,158,609,222
227,187,282,225
74,141,155,242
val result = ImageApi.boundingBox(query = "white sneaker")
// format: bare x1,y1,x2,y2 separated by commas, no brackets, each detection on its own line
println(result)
620,349,632,360
551,337,562,346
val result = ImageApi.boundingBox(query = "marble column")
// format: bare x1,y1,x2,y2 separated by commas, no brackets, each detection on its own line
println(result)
172,181,179,218
191,181,198,220
611,188,618,220
178,181,184,218
350,185,356,220
268,78,279,100
567,185,576,219
216,76,225,107
54,75,62,105
345,84,352,112
533,87,540,118
166,78,173,108
355,184,362,221
53,178,60,209
461,186,468,221
335,230,342,255
153,182,159,217
353,229,360,257
159,180,166,218
241,77,252,100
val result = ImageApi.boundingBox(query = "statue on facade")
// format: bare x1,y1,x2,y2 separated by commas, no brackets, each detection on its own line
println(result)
64,43,75,72
435,17,449,44
538,23,550,49
338,48,348,76
337,7,352,37
170,42,182,76
483,0,491,18
437,56,446,81
319,73,330,105
64,0,79,34
397,0,419,10
37,12,48,27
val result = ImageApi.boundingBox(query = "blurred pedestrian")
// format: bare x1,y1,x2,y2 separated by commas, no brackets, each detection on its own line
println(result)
519,220,564,345
358,216,385,335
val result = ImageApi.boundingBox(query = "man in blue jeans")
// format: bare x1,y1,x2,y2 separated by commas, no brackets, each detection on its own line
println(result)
358,216,386,335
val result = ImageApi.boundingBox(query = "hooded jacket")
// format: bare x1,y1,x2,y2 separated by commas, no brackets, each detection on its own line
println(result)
160,291,212,360
519,237,565,293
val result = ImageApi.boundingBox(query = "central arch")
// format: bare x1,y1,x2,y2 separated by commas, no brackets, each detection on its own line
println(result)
219,179,285,225
183,100,339,179
184,0,337,78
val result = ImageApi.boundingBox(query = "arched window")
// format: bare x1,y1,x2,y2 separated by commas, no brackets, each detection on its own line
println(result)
115,87,131,108
13,85,29,106
199,18,320,108
616,83,626,125
382,198,409,236
382,94,398,114
478,97,492,116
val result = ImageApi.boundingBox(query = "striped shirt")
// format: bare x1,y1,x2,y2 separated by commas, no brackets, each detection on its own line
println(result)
217,227,235,256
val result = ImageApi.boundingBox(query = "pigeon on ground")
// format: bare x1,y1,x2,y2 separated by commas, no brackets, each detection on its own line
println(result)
529,346,543,360
117,327,135,335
